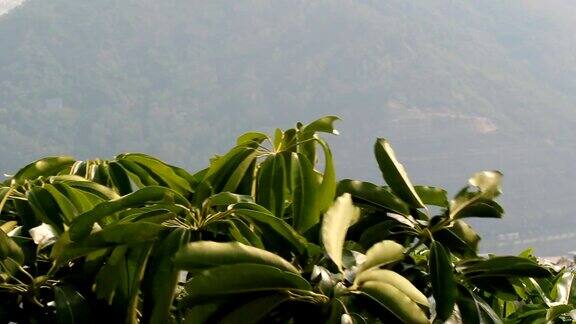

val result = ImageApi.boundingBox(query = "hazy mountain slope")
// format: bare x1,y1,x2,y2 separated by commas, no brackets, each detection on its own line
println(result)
1,0,575,254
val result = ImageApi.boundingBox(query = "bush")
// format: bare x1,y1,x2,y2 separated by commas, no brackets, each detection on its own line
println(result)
0,116,573,323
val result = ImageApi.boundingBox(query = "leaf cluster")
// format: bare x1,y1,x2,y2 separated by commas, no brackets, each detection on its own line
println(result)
0,116,572,323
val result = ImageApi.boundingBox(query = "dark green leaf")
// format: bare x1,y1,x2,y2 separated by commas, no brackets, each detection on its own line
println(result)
0,229,24,264
435,220,480,257
208,192,253,206
359,281,429,324
315,138,337,216
453,199,504,219
256,154,287,218
337,180,410,216
355,240,404,274
459,256,550,278
222,150,258,193
13,156,75,183
142,228,190,324
108,161,133,195
27,187,65,232
546,304,573,322
93,243,153,323
414,185,448,208
236,131,269,146
100,222,164,244
175,241,299,273
182,263,310,304
218,293,289,324
470,291,503,324
183,303,221,324
429,240,457,321
290,152,321,233
54,286,91,324
300,116,340,135
44,184,78,223
232,203,308,255
455,284,481,324
68,186,189,241
374,139,424,209
202,146,258,194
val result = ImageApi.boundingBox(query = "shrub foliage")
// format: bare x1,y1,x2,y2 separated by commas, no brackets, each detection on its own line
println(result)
0,116,574,323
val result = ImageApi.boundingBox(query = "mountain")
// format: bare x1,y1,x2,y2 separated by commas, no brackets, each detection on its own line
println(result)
1,0,575,255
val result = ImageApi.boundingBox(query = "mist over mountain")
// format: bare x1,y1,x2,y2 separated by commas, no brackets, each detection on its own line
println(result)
1,0,575,255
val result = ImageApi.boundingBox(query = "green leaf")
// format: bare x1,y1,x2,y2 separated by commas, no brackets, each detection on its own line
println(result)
469,171,502,199
51,231,108,265
100,222,165,244
0,187,13,215
358,220,409,248
232,203,309,255
44,184,78,223
54,286,91,324
117,203,183,223
354,269,428,306
13,156,75,183
68,186,189,241
93,244,153,323
300,116,340,135
256,154,287,218
429,240,457,321
296,116,340,164
356,240,404,274
551,271,573,304
546,304,573,322
175,241,299,273
62,180,120,200
183,303,221,324
505,304,546,323
142,228,191,324
279,128,297,152
457,200,504,220
51,182,102,214
0,229,24,264
321,193,360,271
374,139,424,209
218,293,289,324
222,150,258,193
435,220,480,257
0,220,17,233
314,137,337,215
459,256,551,278
207,192,254,206
450,171,503,219
359,281,429,324
27,187,65,233
202,146,258,194
290,152,321,233
226,219,265,249
337,179,410,215
414,185,448,208
471,291,503,324
236,131,269,146
115,159,159,187
182,263,310,304
108,161,133,195
455,284,481,324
